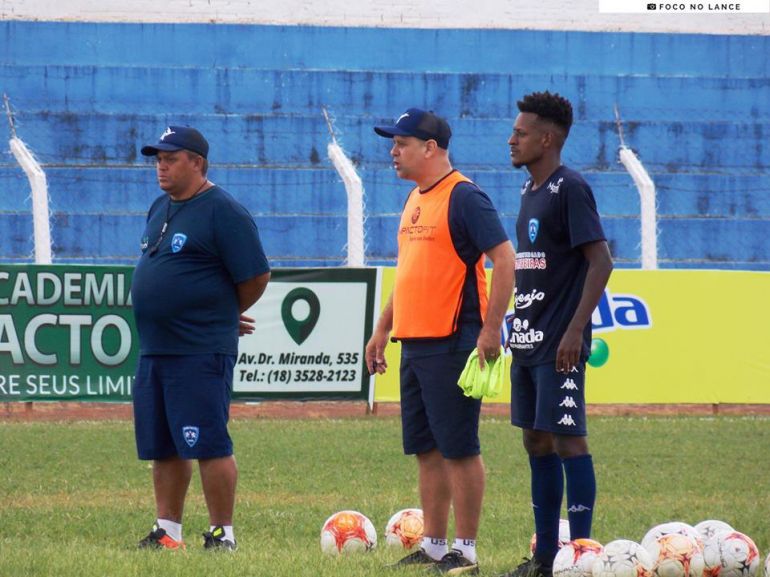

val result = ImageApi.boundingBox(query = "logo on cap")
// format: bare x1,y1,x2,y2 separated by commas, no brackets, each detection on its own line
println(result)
397,112,410,124
160,127,176,141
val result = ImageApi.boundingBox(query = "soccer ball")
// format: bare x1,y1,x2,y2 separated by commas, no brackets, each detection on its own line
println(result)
320,510,377,555
384,508,424,550
642,523,702,553
530,518,572,554
702,531,759,577
592,539,654,577
694,521,734,543
553,538,604,577
645,533,705,577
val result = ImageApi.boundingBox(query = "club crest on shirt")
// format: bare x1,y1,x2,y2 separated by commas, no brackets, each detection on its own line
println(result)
171,233,188,253
528,218,539,243
411,206,421,224
140,235,149,251
182,426,199,447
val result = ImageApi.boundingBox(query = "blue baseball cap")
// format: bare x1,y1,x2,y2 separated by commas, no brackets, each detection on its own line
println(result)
374,108,452,149
141,125,209,158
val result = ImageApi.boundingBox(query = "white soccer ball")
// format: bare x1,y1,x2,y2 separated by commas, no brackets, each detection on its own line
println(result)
553,538,604,577
320,510,377,555
592,539,654,577
645,533,705,577
530,518,572,555
694,521,735,543
384,508,424,550
642,523,703,554
702,531,759,577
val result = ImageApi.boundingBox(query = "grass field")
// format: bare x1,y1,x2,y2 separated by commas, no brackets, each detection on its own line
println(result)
1,414,769,576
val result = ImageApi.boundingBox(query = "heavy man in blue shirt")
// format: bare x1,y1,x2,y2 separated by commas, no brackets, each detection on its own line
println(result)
131,126,270,551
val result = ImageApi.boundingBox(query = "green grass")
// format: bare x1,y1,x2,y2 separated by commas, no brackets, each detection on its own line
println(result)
1,415,769,576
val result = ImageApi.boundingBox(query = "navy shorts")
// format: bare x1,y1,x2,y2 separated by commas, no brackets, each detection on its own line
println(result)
133,354,236,460
510,361,587,436
400,350,481,459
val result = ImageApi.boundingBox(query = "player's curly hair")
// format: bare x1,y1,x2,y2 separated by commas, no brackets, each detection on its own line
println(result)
517,91,573,136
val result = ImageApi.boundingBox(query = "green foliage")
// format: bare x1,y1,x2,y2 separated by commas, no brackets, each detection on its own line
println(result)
1,415,768,576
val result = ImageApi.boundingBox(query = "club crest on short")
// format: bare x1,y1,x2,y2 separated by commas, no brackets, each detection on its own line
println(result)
182,426,199,447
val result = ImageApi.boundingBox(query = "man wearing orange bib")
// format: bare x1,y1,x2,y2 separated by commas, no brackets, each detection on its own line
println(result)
367,108,515,575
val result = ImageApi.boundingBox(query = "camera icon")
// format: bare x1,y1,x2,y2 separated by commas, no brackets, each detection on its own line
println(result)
647,2,656,8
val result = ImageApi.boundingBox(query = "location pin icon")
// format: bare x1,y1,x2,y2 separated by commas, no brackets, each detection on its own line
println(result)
281,288,321,345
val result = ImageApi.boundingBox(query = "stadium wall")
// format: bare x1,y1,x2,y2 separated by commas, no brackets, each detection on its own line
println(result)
1,6,769,270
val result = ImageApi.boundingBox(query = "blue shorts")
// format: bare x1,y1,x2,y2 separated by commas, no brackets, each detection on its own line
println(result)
510,361,587,436
133,354,236,460
400,350,481,459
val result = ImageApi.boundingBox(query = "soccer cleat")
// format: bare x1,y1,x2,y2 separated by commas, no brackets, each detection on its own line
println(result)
203,526,237,551
499,557,553,577
137,523,185,550
431,549,479,575
386,548,440,569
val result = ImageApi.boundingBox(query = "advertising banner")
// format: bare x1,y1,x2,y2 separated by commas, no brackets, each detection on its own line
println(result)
0,265,137,401
0,265,378,403
3,265,768,406
371,269,770,405
233,268,378,402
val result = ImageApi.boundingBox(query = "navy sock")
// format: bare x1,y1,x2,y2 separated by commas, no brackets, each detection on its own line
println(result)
529,453,563,567
563,454,596,539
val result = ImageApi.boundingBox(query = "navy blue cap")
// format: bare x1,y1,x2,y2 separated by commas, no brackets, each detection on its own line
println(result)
374,108,452,149
141,126,209,158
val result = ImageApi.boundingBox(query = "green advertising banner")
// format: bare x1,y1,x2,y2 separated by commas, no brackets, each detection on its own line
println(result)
0,265,137,401
0,265,378,404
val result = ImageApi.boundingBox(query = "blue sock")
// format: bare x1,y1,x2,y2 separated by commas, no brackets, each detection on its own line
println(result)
563,454,596,539
530,453,563,567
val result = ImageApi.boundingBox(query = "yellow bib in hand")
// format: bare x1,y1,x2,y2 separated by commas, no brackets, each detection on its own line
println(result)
457,347,506,400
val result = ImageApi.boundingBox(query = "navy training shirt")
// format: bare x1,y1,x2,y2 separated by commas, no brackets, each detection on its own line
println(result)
131,185,270,355
508,166,606,366
401,178,510,358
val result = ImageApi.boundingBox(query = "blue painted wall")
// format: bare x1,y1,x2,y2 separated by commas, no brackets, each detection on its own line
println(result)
1,22,768,269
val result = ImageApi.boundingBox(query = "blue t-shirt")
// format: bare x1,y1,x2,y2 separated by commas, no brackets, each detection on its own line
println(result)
401,177,510,359
131,185,270,355
508,165,606,366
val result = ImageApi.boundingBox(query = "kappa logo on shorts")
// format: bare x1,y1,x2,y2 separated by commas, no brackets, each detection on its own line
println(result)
171,233,188,253
561,378,578,390
557,414,577,427
182,426,200,447
559,396,578,408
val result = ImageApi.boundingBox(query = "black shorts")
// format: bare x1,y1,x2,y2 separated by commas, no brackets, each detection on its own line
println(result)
133,354,235,460
510,361,587,436
399,350,482,459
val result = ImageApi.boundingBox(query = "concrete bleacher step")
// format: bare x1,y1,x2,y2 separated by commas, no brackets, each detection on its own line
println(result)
3,111,767,174
3,64,768,123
